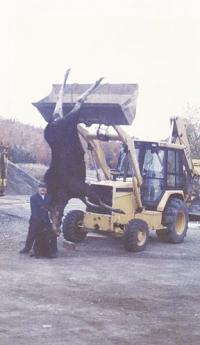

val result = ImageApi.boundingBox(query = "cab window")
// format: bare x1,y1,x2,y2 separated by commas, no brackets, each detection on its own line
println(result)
167,150,184,188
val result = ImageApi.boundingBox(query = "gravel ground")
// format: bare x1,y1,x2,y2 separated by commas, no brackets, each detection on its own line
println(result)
0,196,200,345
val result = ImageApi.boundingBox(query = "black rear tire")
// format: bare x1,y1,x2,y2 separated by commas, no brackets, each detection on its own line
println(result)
124,219,149,252
157,198,188,243
62,210,87,242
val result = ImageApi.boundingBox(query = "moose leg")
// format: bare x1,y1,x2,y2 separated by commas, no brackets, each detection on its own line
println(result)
68,179,125,214
63,77,104,119
48,189,69,235
47,68,71,123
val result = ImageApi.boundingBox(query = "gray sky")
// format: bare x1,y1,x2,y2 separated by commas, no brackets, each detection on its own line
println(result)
1,0,200,139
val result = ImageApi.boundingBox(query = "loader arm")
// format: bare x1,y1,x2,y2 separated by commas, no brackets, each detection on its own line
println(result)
113,125,143,210
78,125,111,180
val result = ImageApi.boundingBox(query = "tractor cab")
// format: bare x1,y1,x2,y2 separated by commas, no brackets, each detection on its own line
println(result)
116,140,185,210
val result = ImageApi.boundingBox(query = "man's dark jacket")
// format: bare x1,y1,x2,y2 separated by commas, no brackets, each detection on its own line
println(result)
30,193,51,225
23,193,51,252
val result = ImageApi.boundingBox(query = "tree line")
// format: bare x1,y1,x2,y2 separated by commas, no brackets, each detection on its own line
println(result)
0,115,199,167
184,107,200,159
0,118,51,165
0,117,121,168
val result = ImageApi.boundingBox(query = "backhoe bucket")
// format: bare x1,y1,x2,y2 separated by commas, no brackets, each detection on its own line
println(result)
33,83,138,126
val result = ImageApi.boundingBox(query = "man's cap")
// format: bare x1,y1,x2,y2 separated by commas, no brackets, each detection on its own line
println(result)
38,182,47,188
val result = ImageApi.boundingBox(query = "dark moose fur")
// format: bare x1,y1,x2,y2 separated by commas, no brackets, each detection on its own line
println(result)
44,110,98,231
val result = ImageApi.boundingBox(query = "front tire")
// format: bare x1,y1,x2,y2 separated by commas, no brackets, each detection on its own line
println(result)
62,210,87,242
124,219,149,252
158,198,188,243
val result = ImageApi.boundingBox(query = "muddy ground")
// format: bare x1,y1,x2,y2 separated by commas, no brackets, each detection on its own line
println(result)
0,196,200,345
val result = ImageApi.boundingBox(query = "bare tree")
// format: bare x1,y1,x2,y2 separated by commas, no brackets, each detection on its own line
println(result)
183,105,200,159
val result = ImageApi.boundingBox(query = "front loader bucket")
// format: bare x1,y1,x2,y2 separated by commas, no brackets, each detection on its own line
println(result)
33,83,138,126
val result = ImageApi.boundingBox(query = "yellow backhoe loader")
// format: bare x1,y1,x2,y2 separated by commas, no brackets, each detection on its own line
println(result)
61,117,199,252
34,74,200,252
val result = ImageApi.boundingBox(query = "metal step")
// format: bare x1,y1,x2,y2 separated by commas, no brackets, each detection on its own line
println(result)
189,203,200,221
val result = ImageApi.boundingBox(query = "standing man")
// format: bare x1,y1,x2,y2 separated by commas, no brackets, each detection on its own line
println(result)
0,143,8,196
19,182,57,257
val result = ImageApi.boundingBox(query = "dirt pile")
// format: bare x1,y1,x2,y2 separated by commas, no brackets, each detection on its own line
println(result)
6,161,39,195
